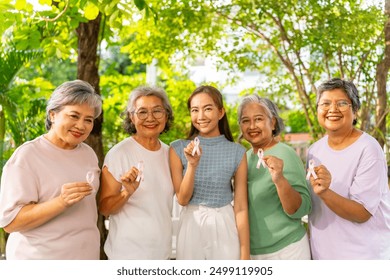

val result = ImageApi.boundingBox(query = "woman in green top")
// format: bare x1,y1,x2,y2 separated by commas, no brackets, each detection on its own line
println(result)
238,95,311,260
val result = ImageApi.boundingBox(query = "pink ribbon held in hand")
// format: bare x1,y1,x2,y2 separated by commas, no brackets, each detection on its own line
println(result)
256,149,266,169
86,171,94,184
192,137,201,156
306,159,318,180
136,161,144,182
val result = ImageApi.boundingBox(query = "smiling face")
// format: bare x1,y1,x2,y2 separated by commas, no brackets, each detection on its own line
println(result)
130,95,167,139
239,102,276,151
317,88,355,133
47,103,95,149
189,93,224,137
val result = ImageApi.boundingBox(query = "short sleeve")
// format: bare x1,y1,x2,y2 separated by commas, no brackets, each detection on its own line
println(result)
169,139,187,165
0,162,39,227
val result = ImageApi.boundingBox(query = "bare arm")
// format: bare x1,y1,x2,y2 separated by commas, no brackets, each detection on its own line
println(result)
98,166,140,217
4,182,93,233
169,144,200,206
264,155,302,215
309,165,371,223
233,154,250,260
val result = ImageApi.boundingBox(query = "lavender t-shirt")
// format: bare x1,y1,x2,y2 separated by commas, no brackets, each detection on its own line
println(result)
308,133,390,259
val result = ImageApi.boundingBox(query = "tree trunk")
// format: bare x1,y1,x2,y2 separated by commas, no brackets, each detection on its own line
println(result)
375,0,390,148
76,15,104,165
76,14,107,260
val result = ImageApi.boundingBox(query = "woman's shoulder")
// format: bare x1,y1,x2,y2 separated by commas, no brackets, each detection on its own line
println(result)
78,141,98,155
358,132,386,156
222,141,246,158
273,142,301,160
7,137,41,161
359,132,381,146
105,137,132,154
5,136,52,167
170,138,188,148
276,142,296,155
230,141,246,151
307,135,327,152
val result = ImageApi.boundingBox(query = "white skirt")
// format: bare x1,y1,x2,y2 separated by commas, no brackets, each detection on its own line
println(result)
176,204,240,260
250,233,311,260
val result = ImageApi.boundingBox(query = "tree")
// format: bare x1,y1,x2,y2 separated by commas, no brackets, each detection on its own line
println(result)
122,0,387,141
375,0,390,149
0,47,43,259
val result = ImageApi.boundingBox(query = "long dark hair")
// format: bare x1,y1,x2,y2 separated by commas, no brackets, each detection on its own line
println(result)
186,85,233,142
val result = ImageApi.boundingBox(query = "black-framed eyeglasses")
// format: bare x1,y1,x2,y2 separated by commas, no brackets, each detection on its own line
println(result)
318,100,352,112
132,109,166,120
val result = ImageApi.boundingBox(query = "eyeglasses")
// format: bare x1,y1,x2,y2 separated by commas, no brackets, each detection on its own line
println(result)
317,100,352,112
132,108,166,120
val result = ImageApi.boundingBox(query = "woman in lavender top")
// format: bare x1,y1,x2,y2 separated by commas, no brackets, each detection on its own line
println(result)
307,78,390,259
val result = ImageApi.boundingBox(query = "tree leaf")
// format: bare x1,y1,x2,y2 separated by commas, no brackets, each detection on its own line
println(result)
84,2,100,20
39,0,52,6
15,0,26,10
134,0,145,11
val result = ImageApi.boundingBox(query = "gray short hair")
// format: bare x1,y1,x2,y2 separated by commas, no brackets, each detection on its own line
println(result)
45,80,102,130
237,94,285,140
122,86,174,134
317,78,360,125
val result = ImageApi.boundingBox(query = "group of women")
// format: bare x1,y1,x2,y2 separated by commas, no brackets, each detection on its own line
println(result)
0,78,389,260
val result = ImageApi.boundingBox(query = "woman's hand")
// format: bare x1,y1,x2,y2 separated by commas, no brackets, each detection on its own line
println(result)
309,165,332,196
120,166,141,195
263,155,284,183
183,140,202,167
60,182,93,207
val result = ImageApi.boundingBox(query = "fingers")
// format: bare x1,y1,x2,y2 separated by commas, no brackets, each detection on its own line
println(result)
60,182,93,207
120,167,139,183
309,165,331,195
183,141,202,168
120,167,141,194
184,141,202,157
263,156,283,171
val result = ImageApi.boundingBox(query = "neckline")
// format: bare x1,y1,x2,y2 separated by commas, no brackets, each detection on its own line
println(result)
325,132,365,152
41,135,80,152
194,135,226,145
130,136,162,152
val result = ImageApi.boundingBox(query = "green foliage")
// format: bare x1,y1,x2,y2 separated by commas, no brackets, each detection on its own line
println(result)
0,48,48,258
121,0,386,141
100,73,146,152
0,49,46,156
160,78,196,144
282,110,311,133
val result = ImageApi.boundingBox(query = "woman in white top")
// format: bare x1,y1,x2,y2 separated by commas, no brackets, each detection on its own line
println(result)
0,80,102,259
99,86,174,259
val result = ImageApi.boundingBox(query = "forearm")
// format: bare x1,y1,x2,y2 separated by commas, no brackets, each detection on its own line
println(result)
319,189,371,223
4,196,68,233
234,207,250,260
274,176,302,215
99,190,130,217
176,165,196,206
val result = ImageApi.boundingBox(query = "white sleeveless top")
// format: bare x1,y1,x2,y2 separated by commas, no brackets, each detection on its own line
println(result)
103,137,174,259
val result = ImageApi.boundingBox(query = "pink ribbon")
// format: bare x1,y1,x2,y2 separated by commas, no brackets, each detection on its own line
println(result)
256,149,266,169
306,159,318,180
86,171,94,184
136,161,144,182
192,137,201,156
